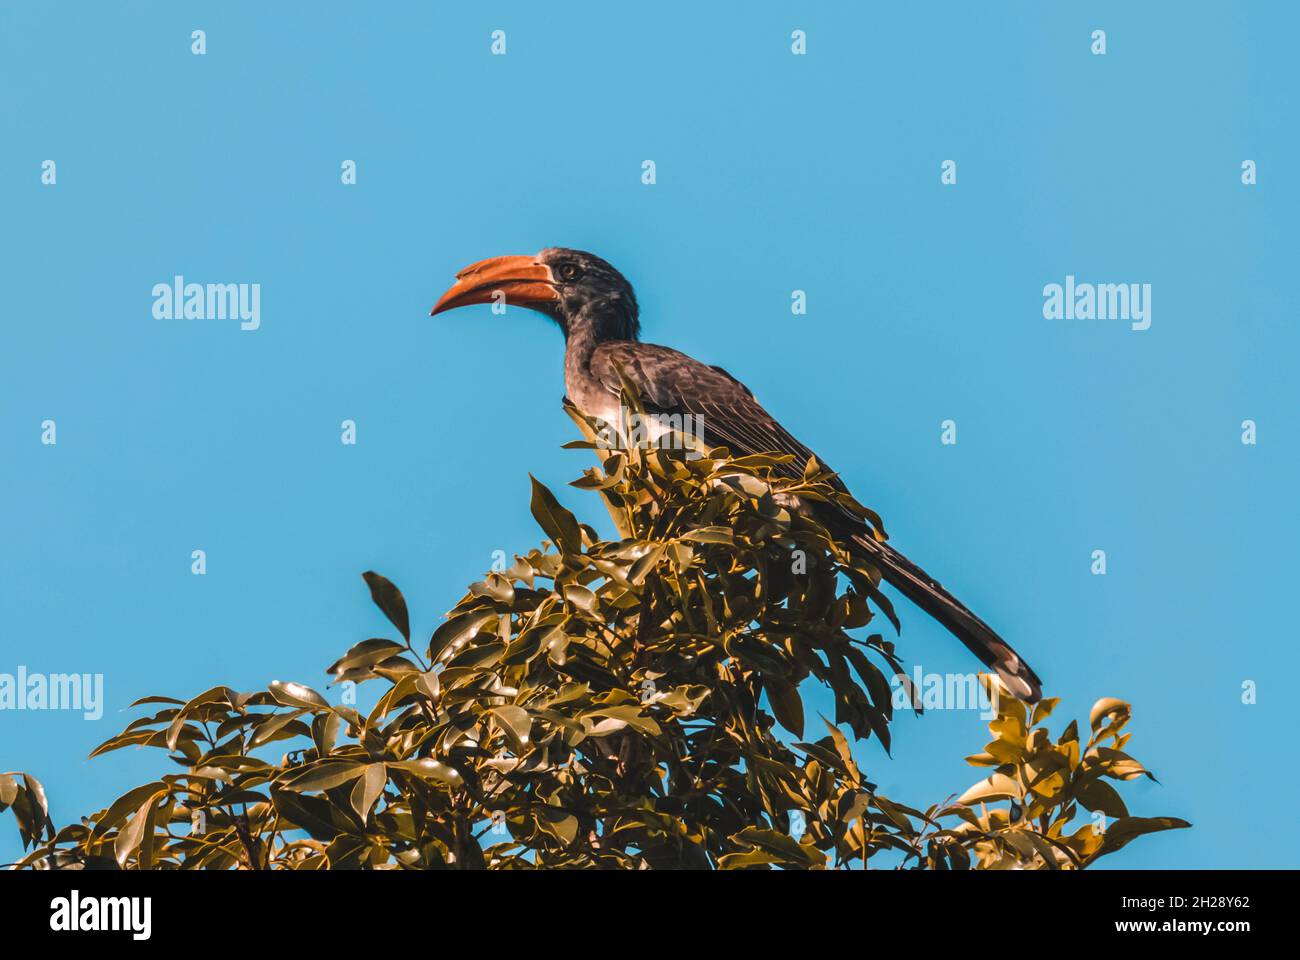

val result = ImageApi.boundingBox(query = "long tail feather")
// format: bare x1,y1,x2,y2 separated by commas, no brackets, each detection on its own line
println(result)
850,533,1043,703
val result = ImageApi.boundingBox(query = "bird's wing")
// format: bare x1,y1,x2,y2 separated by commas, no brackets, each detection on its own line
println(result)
583,340,1043,702
587,341,848,492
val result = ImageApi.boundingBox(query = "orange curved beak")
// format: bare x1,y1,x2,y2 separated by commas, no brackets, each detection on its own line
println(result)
430,255,559,316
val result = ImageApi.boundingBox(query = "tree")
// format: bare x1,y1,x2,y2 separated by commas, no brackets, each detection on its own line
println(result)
2,399,1188,869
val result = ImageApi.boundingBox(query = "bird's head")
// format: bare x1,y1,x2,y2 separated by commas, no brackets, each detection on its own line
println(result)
430,247,640,341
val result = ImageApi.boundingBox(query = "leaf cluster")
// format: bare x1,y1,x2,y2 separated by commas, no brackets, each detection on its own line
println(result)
3,402,1187,869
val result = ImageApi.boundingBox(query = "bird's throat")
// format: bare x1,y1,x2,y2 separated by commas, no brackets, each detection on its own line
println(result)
560,298,638,346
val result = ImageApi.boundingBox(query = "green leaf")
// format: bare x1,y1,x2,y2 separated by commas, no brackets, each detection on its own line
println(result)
585,704,661,736
535,806,578,845
272,790,349,842
767,680,805,739
327,638,406,677
429,610,496,662
529,475,582,555
820,716,857,778
1089,697,1131,732
1097,816,1192,858
281,761,366,793
269,681,331,712
311,711,342,756
1031,696,1061,726
389,758,463,787
718,828,824,870
679,527,734,545
350,764,386,821
89,781,169,844
654,684,711,717
491,706,533,747
249,709,308,747
503,626,551,666
164,685,235,751
0,774,18,810
362,571,410,641
114,790,164,869
1076,777,1129,819
563,584,598,615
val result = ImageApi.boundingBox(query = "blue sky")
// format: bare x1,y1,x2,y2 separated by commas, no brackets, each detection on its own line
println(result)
1,2,1295,868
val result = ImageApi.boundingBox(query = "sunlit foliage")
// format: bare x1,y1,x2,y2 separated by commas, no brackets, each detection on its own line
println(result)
2,401,1187,869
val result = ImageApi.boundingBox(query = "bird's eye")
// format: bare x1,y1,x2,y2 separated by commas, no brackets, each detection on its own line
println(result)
556,262,582,282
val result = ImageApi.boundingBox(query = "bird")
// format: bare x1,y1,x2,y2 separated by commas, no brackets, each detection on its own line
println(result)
431,247,1043,702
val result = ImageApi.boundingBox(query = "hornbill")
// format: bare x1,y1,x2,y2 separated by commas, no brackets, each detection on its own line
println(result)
431,248,1042,702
